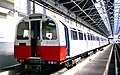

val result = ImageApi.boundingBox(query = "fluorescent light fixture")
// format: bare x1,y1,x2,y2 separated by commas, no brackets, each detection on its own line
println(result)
0,7,9,14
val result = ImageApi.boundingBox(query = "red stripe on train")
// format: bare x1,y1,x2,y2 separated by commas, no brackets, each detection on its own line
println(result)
14,45,66,61
37,46,66,61
14,45,31,59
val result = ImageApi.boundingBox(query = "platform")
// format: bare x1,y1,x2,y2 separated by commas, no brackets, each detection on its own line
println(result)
0,44,114,75
62,44,113,75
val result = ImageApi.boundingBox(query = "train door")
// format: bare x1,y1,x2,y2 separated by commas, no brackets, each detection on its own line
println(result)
64,26,70,56
30,20,41,57
60,21,70,56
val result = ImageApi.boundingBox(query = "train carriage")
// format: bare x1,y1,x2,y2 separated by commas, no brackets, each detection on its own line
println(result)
14,13,108,70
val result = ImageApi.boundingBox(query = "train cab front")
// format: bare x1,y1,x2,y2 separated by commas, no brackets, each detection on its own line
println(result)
14,14,67,66
14,15,45,65
14,20,31,59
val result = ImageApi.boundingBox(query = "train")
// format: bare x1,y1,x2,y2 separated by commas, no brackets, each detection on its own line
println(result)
14,13,109,71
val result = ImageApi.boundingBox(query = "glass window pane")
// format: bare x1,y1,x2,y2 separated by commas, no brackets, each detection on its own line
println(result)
17,21,29,40
84,33,86,40
42,20,57,40
87,33,90,40
71,30,78,40
79,32,83,40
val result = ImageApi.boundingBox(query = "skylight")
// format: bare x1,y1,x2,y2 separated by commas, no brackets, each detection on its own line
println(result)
114,0,120,36
95,0,111,35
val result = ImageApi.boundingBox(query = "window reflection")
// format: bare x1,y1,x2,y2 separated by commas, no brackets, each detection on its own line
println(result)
42,20,57,40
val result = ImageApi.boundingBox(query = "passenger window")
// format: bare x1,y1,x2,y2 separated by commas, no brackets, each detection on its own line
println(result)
97,36,99,41
78,32,83,40
84,33,86,40
71,30,78,40
42,20,57,40
17,21,29,40
93,35,95,40
87,33,90,40
90,34,92,40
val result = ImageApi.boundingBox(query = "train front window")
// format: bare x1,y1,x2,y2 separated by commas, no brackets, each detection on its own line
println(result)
17,21,29,40
42,20,57,40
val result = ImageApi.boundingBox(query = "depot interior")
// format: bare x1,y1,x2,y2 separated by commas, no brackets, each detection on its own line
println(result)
0,1,119,50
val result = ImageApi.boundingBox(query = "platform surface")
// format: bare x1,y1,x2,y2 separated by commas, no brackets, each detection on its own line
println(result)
62,44,113,75
0,42,18,69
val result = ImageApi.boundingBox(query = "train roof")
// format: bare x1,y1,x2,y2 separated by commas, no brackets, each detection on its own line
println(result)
20,13,53,21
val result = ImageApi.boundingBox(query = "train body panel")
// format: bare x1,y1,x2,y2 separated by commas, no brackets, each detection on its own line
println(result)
14,45,31,59
36,46,66,61
69,40,87,57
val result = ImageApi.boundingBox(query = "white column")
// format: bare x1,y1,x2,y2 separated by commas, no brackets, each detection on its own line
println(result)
14,0,28,15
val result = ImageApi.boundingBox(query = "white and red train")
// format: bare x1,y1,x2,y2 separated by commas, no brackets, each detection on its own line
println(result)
14,14,108,70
